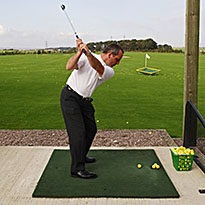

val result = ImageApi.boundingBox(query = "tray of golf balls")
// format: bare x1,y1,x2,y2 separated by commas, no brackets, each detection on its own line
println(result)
170,146,195,171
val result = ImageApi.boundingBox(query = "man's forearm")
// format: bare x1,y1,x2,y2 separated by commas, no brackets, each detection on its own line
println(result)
66,51,81,70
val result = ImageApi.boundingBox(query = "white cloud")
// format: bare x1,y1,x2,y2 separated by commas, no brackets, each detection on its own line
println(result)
58,32,66,36
0,25,77,49
0,25,5,35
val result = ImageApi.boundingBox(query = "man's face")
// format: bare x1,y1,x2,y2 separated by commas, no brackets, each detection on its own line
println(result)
107,50,123,67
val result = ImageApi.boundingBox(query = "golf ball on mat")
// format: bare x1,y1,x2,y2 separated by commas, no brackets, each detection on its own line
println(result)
137,164,142,168
156,165,160,169
152,163,160,169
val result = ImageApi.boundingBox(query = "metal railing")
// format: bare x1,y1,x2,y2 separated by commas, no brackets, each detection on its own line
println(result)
183,100,205,174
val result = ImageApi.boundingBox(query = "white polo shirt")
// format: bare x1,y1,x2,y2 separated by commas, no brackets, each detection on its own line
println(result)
66,53,114,97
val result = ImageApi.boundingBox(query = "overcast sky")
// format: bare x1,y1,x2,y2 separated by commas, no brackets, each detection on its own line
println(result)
0,0,204,49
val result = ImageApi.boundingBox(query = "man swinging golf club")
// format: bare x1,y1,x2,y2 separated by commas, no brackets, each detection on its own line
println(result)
60,3,124,179
60,39,124,179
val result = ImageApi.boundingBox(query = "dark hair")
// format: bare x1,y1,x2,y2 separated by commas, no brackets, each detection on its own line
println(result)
103,44,124,56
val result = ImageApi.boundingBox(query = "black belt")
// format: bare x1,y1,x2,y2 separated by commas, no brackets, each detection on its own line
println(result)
66,85,93,102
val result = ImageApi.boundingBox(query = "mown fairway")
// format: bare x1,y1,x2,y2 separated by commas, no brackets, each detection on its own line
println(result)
0,52,205,137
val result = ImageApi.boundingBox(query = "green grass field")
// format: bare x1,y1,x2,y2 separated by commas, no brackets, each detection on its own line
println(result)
0,52,205,137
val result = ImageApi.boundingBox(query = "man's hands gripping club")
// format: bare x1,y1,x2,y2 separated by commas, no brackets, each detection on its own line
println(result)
66,39,104,77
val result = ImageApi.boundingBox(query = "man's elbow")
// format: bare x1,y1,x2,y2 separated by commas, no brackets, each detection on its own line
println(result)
66,63,78,70
66,64,74,70
66,65,72,70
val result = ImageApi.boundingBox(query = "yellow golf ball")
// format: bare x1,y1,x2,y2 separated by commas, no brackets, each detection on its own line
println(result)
149,132,152,135
137,164,142,169
156,165,160,169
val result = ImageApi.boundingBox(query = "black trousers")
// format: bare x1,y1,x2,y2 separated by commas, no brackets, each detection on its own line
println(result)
60,86,97,173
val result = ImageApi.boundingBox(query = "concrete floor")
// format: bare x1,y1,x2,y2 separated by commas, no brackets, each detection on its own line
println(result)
0,146,204,205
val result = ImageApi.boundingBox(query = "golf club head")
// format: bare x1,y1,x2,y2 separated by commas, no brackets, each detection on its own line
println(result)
61,4,65,10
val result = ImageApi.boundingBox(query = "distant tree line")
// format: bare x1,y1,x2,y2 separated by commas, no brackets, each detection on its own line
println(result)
0,38,187,55
87,38,174,53
0,47,76,55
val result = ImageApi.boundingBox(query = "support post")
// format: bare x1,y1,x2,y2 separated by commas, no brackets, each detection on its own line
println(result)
183,0,200,140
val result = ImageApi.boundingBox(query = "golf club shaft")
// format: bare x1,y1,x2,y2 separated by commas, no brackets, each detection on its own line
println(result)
62,9,78,39
61,4,86,53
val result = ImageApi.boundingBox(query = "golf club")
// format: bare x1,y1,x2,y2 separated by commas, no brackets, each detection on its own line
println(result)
60,4,86,53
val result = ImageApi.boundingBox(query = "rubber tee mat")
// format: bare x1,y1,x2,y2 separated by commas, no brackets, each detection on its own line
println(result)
32,149,179,198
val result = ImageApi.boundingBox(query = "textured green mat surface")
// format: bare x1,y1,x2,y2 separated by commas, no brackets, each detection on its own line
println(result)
32,149,179,198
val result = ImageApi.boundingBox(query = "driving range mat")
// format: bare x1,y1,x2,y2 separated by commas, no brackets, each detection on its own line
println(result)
32,149,179,198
